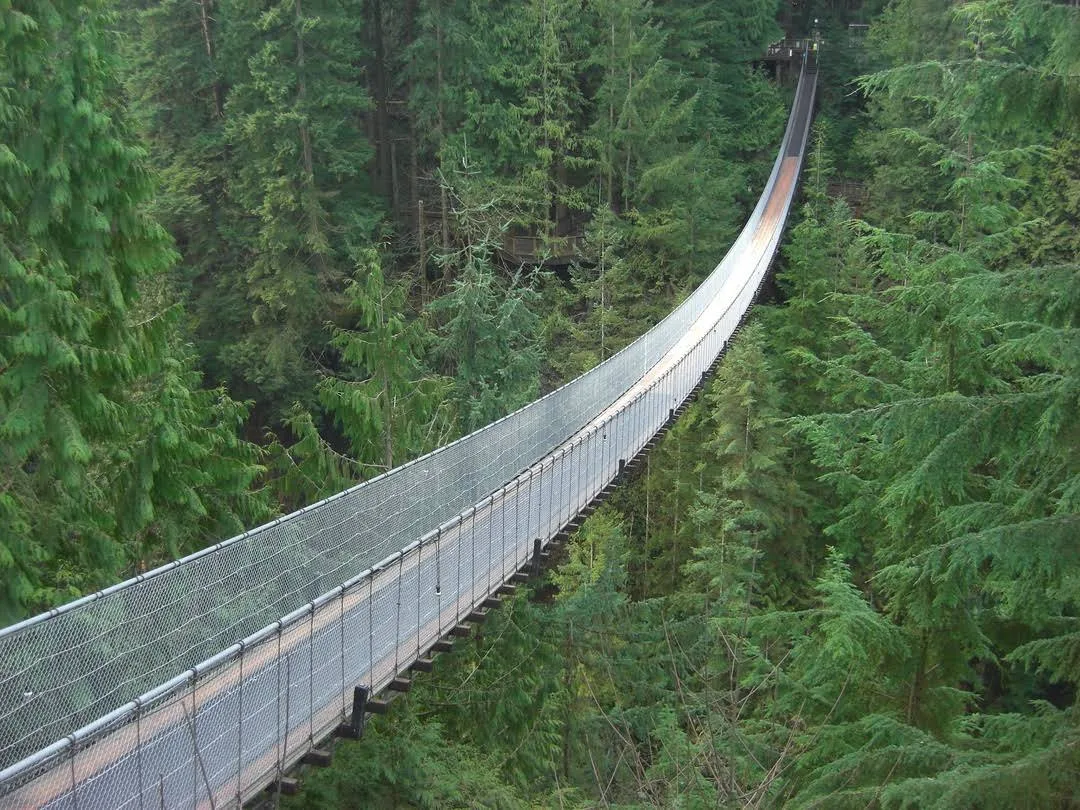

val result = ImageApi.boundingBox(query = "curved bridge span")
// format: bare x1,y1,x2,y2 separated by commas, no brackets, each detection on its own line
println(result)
0,55,818,810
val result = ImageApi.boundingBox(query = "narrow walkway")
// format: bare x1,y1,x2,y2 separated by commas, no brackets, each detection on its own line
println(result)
0,52,819,810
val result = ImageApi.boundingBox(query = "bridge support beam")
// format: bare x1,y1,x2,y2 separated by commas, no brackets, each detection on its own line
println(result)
412,657,435,673
273,777,300,796
302,749,333,767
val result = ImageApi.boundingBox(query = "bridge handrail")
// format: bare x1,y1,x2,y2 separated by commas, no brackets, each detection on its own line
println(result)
0,56,817,808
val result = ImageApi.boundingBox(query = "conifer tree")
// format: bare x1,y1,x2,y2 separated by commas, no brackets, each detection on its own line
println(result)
766,124,864,416
318,250,451,472
511,0,585,230
428,247,541,433
264,407,360,509
220,0,379,414
687,326,810,605
786,1,1080,801
546,208,639,381
119,0,239,378
0,0,267,619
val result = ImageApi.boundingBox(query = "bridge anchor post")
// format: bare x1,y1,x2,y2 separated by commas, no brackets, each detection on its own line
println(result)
531,538,542,576
336,685,368,739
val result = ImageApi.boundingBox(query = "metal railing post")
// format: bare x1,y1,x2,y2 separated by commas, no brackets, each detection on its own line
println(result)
394,556,403,674
455,516,464,625
435,528,444,634
499,488,508,582
136,698,145,809
308,607,315,747
565,443,573,526
537,463,545,542
237,643,245,804
339,589,346,719
417,538,424,661
486,497,493,594
367,578,374,689
69,739,79,810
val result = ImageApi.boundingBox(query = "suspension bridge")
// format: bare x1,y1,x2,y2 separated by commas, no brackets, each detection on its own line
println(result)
0,52,818,810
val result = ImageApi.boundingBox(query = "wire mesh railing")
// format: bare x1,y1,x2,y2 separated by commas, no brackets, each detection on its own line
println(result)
0,53,816,810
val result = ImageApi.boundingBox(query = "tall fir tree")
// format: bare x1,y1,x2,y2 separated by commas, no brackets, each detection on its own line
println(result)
317,249,451,472
219,0,380,415
0,0,268,620
119,0,239,378
428,245,541,433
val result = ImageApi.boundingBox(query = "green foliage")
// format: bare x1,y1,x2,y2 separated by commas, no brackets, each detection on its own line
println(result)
263,406,360,509
118,0,237,369
319,250,452,472
14,0,1080,806
283,710,539,809
692,326,810,601
0,0,269,620
429,246,541,433
1027,137,1080,264
544,210,637,381
216,0,380,413
287,2,1078,806
401,0,786,389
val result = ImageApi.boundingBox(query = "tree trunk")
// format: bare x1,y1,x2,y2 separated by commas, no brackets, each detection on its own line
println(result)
367,0,392,200
402,0,421,241
196,0,224,117
295,0,316,236
555,162,569,234
562,624,574,779
437,17,451,264
906,632,930,725
608,20,616,210
418,199,427,304
624,33,634,212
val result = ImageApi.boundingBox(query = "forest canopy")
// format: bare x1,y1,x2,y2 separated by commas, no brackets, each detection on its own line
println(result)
1,0,1078,805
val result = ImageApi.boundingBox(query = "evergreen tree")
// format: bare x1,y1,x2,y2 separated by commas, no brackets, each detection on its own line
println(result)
219,0,380,414
318,249,451,472
264,406,360,509
783,1,1080,801
0,0,268,619
687,325,810,605
119,0,240,378
545,208,639,381
428,245,541,433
